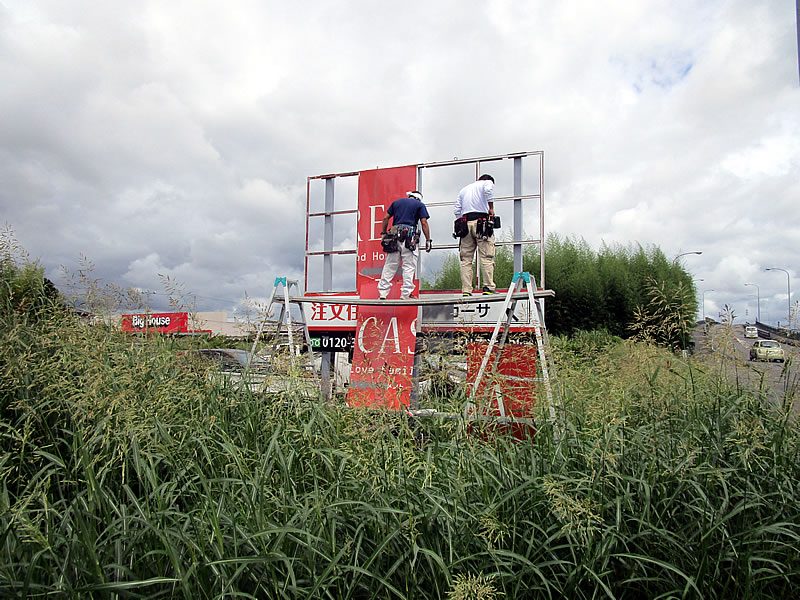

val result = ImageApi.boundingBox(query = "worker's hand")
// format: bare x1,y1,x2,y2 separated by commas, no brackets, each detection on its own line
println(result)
425,239,433,253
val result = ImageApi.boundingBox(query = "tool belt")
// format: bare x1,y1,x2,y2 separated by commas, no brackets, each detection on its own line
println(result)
383,225,419,253
454,213,501,240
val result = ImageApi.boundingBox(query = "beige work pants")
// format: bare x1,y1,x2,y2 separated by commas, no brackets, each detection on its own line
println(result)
459,220,495,293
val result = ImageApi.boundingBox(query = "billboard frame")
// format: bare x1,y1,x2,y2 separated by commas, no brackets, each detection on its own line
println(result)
305,151,546,298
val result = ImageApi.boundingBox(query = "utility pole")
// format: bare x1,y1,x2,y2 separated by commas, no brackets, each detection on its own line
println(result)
765,267,791,328
702,289,714,323
744,283,760,322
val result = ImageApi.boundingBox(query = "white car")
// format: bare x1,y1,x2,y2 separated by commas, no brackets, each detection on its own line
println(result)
183,348,319,394
744,326,758,339
749,340,785,363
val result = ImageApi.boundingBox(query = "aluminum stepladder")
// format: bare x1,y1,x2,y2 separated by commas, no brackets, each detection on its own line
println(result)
466,271,556,430
248,277,312,368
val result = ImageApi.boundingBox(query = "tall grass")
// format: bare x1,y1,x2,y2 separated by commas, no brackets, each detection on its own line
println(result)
2,259,800,597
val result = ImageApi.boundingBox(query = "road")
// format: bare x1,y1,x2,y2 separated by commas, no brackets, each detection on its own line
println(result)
692,323,799,414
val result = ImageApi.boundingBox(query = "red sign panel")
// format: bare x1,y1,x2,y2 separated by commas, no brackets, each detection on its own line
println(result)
467,342,537,438
121,312,189,334
348,165,419,409
348,312,419,409
355,165,417,294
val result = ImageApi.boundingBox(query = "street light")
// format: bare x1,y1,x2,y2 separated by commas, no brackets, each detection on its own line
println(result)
702,289,714,322
693,278,704,293
765,267,791,327
674,251,703,263
744,283,760,322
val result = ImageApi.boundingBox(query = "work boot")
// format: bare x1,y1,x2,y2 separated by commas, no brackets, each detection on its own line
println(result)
482,286,496,295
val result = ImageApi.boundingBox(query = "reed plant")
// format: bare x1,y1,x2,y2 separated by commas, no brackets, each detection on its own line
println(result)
2,247,799,598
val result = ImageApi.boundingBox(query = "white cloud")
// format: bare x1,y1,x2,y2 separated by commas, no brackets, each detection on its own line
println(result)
720,134,800,179
0,0,798,324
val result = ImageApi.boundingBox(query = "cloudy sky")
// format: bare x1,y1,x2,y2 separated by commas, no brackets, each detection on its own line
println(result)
2,1,798,325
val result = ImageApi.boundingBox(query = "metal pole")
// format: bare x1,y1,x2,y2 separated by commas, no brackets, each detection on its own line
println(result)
787,274,791,327
766,267,791,328
321,178,335,399
475,161,481,289
410,167,425,410
539,153,545,290
323,178,334,290
702,289,714,322
513,156,523,273
744,283,760,322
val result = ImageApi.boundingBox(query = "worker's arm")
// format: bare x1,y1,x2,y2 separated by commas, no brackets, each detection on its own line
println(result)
420,218,433,252
420,218,430,241
380,214,391,235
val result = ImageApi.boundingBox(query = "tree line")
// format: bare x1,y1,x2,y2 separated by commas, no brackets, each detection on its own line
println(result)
425,234,698,347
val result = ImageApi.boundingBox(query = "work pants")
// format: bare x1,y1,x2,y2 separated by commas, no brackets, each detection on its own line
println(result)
459,220,495,293
378,243,419,299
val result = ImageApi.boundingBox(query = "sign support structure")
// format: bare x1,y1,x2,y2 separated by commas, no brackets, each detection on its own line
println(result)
304,152,548,410
248,277,311,373
466,272,557,437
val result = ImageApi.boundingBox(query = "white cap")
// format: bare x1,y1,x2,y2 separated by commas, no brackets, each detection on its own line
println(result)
407,191,423,201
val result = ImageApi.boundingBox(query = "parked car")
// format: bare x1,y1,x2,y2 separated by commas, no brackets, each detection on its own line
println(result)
180,348,320,395
744,326,759,339
749,340,785,362
179,348,271,391
187,348,271,374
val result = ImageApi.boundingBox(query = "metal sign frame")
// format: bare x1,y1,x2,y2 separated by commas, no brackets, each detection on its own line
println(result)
305,151,545,302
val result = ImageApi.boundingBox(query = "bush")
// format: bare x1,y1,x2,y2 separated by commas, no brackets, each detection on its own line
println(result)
426,234,698,344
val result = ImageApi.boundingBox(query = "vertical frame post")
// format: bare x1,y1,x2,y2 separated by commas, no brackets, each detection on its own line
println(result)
539,153,546,290
513,156,523,273
410,167,425,410
323,178,335,290
320,177,336,399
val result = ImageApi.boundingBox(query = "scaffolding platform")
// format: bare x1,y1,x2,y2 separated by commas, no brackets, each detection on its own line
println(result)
290,290,554,307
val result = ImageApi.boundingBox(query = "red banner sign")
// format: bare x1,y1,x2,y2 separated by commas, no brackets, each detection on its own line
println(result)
467,342,538,439
354,165,418,294
348,165,419,409
121,312,189,334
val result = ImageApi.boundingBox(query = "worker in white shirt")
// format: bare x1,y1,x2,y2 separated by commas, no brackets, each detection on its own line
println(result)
453,174,496,296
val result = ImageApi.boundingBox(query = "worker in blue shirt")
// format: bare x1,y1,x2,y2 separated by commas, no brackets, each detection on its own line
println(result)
378,191,432,300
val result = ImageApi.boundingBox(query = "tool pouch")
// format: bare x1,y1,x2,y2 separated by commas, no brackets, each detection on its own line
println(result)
476,217,495,241
452,216,468,239
381,230,399,253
